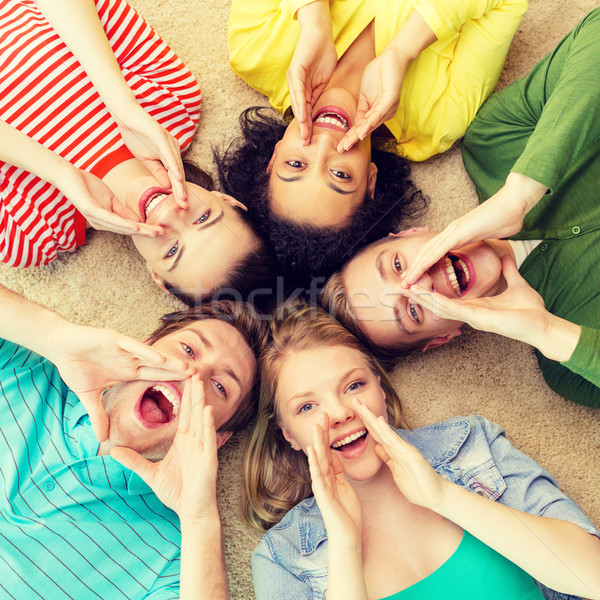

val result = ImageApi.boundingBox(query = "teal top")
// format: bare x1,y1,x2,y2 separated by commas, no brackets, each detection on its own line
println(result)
380,530,544,600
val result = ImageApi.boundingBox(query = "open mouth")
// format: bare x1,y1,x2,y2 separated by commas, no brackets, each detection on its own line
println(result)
136,384,180,428
331,429,367,451
137,187,171,222
444,254,471,296
313,106,351,132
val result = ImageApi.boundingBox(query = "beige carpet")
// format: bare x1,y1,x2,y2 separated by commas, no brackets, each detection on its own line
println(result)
2,0,599,597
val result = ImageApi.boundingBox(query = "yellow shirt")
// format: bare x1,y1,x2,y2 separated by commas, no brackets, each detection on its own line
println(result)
228,0,527,161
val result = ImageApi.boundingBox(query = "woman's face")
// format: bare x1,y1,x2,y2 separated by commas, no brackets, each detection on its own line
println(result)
268,89,377,229
130,181,260,297
275,344,388,483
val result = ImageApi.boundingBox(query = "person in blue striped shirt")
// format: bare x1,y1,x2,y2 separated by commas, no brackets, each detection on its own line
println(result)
0,284,267,600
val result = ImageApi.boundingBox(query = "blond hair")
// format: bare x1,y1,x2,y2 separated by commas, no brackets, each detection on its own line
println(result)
242,303,407,531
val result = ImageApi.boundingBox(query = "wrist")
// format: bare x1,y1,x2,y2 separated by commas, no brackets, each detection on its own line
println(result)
297,0,331,30
505,172,548,214
531,312,581,362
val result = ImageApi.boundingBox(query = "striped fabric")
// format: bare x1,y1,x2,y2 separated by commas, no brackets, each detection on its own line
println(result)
0,338,182,599
0,0,201,267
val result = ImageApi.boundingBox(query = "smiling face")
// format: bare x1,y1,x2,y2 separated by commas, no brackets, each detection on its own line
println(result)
342,230,507,350
102,319,257,459
268,91,377,229
276,344,388,483
130,182,260,298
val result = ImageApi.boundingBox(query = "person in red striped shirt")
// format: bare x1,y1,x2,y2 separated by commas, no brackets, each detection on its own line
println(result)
0,0,273,303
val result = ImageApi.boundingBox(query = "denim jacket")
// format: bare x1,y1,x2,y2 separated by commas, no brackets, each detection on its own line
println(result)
253,416,599,600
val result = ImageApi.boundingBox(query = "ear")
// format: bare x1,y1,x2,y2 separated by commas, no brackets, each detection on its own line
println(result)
279,425,301,451
388,226,430,238
146,264,169,293
421,328,462,352
367,162,378,199
211,190,247,211
266,141,281,174
216,430,233,449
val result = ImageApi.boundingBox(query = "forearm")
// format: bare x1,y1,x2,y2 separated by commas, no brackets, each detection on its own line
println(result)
386,9,437,66
180,512,229,600
0,283,69,359
435,482,600,598
296,0,331,30
36,0,138,116
0,120,76,188
326,541,367,600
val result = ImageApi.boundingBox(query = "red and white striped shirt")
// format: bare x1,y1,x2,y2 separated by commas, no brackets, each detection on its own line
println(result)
0,0,201,267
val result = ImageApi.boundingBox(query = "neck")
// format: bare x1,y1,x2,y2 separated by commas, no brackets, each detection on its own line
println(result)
101,157,160,218
326,21,376,98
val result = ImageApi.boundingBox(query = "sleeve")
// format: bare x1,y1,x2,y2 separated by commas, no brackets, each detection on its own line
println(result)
143,589,179,600
534,327,600,408
0,338,44,371
478,417,600,538
252,541,315,600
414,0,509,41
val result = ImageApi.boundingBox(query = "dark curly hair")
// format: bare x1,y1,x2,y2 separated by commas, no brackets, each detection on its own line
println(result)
163,159,280,311
214,107,427,289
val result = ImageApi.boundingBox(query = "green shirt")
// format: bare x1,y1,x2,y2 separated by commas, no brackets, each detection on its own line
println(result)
462,8,600,407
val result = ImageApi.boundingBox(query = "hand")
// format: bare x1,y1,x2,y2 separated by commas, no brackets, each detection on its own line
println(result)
115,103,188,209
287,24,337,142
407,254,568,352
338,47,408,152
354,399,447,509
111,376,219,520
47,322,193,442
307,414,362,547
401,173,548,287
57,164,164,237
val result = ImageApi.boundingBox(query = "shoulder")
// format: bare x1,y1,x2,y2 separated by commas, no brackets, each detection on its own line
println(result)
254,496,327,563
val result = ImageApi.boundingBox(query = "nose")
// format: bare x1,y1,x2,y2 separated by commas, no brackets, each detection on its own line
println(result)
309,130,339,157
414,269,434,292
156,202,184,229
327,396,355,427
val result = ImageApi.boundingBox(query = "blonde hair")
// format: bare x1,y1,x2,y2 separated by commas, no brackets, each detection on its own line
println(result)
242,303,407,531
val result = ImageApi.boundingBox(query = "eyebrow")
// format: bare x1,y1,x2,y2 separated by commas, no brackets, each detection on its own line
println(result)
376,250,389,281
275,171,358,195
393,303,415,336
186,329,242,390
286,368,363,405
167,209,225,273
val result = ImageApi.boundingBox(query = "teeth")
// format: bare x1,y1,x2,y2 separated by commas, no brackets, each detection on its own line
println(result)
314,112,349,131
150,384,179,417
332,429,367,449
144,192,168,218
444,257,470,295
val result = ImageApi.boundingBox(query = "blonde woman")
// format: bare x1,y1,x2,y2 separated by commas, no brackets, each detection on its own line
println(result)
244,304,600,600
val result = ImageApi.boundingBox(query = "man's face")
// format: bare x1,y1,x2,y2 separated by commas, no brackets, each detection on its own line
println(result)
103,319,257,459
343,230,506,350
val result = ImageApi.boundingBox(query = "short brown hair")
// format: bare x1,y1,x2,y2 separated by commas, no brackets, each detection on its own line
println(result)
147,299,270,434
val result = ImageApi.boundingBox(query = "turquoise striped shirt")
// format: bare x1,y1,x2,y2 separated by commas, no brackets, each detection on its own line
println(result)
0,339,181,599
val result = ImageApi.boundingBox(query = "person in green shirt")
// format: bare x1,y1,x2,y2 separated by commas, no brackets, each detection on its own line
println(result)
321,8,600,407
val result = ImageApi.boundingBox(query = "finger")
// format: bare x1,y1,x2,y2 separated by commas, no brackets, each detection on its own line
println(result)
202,406,217,460
178,375,196,433
352,397,385,444
374,443,391,465
111,200,142,222
401,239,449,287
500,253,523,285
336,128,361,153
117,336,190,371
307,445,327,494
189,376,206,434
408,284,460,321
111,446,154,481
313,420,331,477
142,158,171,189
83,398,110,442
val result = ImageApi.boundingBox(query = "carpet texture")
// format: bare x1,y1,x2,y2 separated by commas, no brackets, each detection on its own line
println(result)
1,1,598,598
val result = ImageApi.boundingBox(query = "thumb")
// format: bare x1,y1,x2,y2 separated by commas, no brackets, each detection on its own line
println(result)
111,199,141,222
142,159,171,189
81,396,110,442
374,443,391,465
353,93,370,129
111,446,154,482
500,253,523,285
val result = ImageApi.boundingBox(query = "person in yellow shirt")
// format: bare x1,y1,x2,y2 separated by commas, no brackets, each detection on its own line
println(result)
217,0,527,287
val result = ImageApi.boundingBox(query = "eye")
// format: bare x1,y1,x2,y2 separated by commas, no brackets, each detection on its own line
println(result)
195,210,210,225
346,381,365,393
408,304,419,323
298,403,314,414
393,255,403,274
285,160,305,169
212,380,227,397
165,242,178,259
180,343,195,359
330,169,350,180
